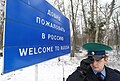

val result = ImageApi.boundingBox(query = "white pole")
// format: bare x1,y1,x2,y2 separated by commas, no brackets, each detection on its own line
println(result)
62,58,65,81
35,64,38,81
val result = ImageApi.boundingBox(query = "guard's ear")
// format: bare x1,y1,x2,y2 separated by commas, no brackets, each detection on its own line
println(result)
104,57,108,62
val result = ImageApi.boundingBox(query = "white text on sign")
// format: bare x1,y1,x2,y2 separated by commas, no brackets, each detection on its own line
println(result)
42,33,64,41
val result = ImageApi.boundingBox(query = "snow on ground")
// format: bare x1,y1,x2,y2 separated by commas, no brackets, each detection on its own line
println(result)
0,54,79,81
0,51,120,81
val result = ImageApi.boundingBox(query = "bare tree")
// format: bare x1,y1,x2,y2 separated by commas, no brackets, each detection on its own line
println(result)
95,0,99,42
80,0,118,44
112,11,120,55
53,0,66,15
81,0,97,42
48,0,120,57
103,0,115,45
69,0,82,57
0,0,5,49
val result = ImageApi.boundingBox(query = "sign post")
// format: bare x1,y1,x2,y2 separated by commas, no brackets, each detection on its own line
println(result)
35,64,38,81
3,0,70,74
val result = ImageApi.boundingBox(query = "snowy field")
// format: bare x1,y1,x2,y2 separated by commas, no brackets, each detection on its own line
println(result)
0,50,120,81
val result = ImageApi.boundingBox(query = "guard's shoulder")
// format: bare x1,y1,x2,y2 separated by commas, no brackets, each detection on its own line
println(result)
114,69,120,74
66,69,79,81
66,67,85,81
68,67,81,77
106,66,120,74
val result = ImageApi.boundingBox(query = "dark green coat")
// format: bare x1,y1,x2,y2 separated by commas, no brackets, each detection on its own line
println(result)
66,66,120,81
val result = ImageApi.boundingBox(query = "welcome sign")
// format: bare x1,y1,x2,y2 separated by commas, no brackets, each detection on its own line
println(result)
4,0,70,73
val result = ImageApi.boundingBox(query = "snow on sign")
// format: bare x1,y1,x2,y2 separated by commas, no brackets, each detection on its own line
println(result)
3,0,70,74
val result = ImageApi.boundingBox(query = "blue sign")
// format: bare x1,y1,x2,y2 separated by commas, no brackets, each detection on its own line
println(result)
4,0,70,73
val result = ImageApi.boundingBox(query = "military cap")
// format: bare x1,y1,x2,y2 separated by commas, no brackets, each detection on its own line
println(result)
82,42,112,61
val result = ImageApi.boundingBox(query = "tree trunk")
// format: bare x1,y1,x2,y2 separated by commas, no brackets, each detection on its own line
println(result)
81,0,87,28
70,0,76,57
104,0,115,44
95,0,99,42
